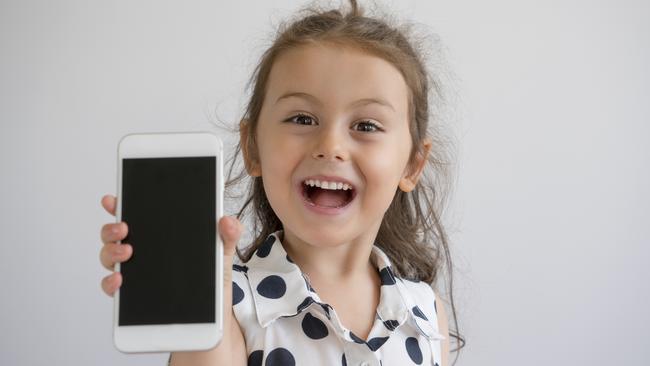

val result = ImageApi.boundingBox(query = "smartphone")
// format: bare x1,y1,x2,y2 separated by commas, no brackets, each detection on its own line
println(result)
113,131,223,353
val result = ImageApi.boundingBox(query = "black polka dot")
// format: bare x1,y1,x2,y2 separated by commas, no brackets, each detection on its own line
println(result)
349,331,365,344
405,337,423,364
383,319,399,331
297,297,313,313
233,282,244,305
379,267,396,285
233,264,248,273
341,353,347,366
257,275,286,299
286,254,294,263
265,347,295,366
367,336,389,351
248,350,263,366
256,235,275,258
412,305,428,320
301,312,329,340
434,299,437,314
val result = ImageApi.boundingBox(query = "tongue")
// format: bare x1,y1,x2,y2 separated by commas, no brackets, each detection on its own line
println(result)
311,188,348,207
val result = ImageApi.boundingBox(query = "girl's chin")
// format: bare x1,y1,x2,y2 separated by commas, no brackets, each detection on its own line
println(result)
284,225,355,248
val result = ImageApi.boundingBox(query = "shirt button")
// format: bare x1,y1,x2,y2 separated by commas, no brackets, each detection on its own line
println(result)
360,363,369,366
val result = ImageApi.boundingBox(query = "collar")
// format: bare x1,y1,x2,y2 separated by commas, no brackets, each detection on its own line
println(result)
244,230,445,341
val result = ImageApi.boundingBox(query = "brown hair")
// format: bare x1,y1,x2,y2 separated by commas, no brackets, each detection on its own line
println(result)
221,0,465,360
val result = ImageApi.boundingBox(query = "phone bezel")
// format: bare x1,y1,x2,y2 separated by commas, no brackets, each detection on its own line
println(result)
113,131,224,353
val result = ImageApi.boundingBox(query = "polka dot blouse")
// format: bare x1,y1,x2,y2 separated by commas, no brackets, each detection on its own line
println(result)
227,230,446,366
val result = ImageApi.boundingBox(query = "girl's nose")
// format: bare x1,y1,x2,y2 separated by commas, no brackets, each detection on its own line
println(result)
312,125,348,162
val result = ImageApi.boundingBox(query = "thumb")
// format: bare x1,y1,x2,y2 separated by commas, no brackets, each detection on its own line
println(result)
218,216,242,257
217,216,243,340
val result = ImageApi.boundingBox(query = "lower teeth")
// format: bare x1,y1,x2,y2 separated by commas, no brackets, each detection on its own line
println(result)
304,187,352,208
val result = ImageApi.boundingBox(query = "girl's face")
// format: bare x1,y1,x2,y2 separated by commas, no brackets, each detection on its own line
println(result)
244,42,428,248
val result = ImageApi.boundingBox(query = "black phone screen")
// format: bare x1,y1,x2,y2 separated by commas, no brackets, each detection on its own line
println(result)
119,156,216,326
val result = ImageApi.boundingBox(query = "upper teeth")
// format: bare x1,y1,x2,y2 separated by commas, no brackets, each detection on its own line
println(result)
304,179,352,190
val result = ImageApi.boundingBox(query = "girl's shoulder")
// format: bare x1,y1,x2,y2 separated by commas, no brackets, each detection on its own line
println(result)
371,245,443,334
395,277,443,331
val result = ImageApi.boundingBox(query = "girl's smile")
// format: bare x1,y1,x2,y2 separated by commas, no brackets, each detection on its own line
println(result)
299,174,358,215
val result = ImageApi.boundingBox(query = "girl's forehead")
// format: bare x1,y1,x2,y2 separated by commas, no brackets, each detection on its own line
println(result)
265,43,409,113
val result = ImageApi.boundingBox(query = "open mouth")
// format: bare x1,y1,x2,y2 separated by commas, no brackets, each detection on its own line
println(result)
301,180,356,209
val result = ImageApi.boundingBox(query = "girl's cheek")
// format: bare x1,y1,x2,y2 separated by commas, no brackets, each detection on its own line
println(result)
272,135,307,155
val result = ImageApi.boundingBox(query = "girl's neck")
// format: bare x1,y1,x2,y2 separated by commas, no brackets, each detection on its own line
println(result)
280,227,379,283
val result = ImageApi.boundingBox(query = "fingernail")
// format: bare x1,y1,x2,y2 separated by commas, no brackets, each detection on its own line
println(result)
223,217,233,231
112,225,120,234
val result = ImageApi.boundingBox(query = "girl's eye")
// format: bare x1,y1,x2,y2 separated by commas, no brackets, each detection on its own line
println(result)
285,113,317,125
284,114,382,132
353,121,382,132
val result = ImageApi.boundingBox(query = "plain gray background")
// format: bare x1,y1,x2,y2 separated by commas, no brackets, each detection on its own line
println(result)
1,0,648,365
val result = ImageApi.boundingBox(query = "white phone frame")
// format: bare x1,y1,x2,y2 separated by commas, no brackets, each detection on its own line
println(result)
113,131,224,353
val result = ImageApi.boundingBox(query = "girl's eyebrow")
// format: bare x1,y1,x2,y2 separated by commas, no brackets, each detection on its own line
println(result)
275,91,395,112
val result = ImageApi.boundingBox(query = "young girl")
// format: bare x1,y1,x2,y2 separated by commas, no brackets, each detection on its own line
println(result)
99,1,464,365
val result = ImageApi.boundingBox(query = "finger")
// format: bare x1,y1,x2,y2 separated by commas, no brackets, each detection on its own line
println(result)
218,216,242,257
217,216,243,333
101,194,117,216
99,243,132,271
100,221,128,244
101,272,122,297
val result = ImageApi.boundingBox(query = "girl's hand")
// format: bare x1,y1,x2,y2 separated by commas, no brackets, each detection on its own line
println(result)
98,194,247,365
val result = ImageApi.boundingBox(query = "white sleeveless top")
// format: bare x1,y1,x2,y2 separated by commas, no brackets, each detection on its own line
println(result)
225,230,445,366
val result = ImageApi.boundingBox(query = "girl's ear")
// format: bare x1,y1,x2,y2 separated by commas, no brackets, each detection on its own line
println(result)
239,118,262,177
399,137,432,192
